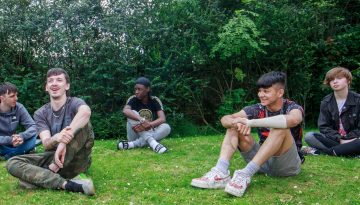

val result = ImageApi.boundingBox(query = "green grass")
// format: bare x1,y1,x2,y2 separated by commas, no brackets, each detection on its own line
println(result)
0,135,359,205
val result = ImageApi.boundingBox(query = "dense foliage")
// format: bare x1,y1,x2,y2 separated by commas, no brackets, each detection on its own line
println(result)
0,0,359,138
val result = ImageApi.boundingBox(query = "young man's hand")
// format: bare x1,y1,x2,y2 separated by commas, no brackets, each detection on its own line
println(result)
141,120,153,131
54,127,73,144
49,163,60,173
54,143,67,168
236,123,251,137
340,138,356,144
231,117,248,127
12,134,24,147
132,124,145,132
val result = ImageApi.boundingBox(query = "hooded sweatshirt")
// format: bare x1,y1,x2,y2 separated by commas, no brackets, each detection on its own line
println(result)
0,102,36,145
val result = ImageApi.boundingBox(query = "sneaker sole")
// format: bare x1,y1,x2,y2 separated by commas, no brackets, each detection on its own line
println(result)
224,184,247,197
117,140,122,150
191,180,228,189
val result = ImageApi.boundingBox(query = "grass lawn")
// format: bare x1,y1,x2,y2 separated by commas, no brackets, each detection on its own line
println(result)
0,135,359,205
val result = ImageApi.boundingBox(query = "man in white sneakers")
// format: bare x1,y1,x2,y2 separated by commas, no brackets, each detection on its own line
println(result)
191,71,304,197
117,77,171,153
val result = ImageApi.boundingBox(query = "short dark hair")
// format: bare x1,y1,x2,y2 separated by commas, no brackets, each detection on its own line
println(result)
47,68,70,84
135,77,151,87
257,71,286,89
0,82,17,96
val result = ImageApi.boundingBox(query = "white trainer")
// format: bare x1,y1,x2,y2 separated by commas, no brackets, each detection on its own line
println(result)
191,167,230,189
300,146,319,155
225,170,251,197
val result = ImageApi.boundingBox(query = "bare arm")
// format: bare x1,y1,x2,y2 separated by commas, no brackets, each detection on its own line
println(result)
68,104,91,135
221,110,248,129
149,110,166,128
284,109,303,128
40,104,91,150
40,130,58,150
234,109,303,128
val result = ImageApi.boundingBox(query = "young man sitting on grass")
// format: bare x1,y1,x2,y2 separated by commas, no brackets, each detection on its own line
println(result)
6,68,95,196
0,82,37,160
117,77,171,154
304,67,360,157
191,71,304,197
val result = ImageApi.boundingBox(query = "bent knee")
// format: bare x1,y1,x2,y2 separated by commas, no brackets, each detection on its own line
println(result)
269,128,290,135
162,123,171,135
5,157,20,173
304,132,316,144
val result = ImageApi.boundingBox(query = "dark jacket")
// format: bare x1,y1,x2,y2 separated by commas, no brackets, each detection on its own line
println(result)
318,91,360,141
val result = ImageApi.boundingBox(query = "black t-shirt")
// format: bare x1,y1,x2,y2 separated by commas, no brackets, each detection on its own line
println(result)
126,95,164,121
242,99,304,151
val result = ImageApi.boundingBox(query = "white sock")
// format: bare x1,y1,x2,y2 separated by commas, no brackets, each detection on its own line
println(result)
148,138,159,149
128,142,135,149
242,161,260,177
148,138,167,153
215,158,230,175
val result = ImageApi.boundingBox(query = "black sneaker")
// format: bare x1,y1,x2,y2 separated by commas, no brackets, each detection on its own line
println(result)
70,179,95,196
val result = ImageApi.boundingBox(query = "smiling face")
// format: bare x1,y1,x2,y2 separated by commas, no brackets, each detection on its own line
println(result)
257,84,284,107
45,73,70,99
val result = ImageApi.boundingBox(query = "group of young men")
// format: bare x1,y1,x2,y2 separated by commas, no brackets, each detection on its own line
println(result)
0,66,358,197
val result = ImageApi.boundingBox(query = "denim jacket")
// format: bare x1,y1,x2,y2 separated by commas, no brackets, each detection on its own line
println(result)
318,91,360,141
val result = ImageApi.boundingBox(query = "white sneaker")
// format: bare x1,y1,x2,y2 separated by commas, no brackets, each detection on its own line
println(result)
225,170,251,197
300,146,319,155
117,140,130,150
191,167,230,189
153,143,167,154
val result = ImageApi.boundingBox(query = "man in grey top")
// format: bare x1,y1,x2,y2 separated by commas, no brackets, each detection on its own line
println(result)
6,68,95,196
0,82,36,160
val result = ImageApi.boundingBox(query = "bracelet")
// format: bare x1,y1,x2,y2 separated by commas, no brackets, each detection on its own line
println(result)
139,117,146,123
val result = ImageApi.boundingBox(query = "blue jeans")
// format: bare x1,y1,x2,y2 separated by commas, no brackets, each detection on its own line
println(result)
0,135,36,160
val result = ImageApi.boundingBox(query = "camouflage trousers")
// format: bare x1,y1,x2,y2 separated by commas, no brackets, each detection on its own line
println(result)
6,123,94,189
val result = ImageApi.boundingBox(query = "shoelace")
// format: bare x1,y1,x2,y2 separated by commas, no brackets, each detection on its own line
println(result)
232,171,249,184
204,168,221,178
154,144,165,152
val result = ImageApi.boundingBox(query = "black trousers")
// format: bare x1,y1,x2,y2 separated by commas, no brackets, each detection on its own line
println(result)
312,133,360,157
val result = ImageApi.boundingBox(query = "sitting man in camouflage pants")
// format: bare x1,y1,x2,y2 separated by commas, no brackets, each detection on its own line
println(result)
6,68,95,196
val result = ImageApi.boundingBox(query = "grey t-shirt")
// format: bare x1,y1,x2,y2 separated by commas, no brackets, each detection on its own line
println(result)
34,97,87,136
